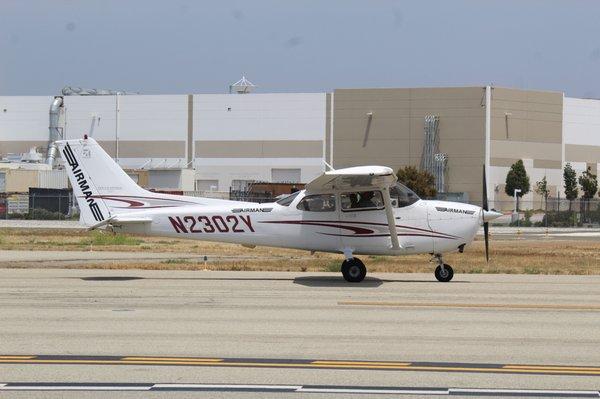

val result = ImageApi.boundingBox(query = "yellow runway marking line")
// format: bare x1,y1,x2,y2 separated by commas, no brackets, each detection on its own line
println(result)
122,357,222,362
338,301,600,311
505,365,600,372
0,359,223,366
192,362,412,370
402,366,600,375
2,357,600,376
312,361,411,366
0,359,406,370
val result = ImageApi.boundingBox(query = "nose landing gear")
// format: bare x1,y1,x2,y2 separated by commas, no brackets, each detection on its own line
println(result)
433,254,454,282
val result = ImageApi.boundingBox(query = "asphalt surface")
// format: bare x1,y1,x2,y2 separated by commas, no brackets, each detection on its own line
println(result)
1,269,600,397
0,249,302,267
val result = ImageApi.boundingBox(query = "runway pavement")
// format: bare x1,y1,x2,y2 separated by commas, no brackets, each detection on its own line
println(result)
1,268,600,398
0,249,302,267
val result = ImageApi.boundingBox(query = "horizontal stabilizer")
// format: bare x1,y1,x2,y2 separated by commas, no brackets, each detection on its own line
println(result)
87,216,153,231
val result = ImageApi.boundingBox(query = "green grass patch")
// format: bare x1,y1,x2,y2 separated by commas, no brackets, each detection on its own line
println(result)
161,258,191,264
368,255,390,262
524,266,542,274
323,261,340,273
82,231,143,246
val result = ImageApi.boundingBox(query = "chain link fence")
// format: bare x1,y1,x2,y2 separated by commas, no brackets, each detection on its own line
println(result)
2,192,600,228
463,198,600,228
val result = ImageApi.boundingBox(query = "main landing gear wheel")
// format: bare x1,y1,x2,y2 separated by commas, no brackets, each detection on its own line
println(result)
341,258,367,283
434,264,454,282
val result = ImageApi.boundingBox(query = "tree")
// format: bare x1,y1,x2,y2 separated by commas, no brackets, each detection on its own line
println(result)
578,167,597,221
396,166,437,198
563,163,578,211
535,176,550,210
578,167,598,199
505,160,530,210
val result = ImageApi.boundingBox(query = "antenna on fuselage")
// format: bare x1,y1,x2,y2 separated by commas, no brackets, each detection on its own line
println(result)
323,160,335,171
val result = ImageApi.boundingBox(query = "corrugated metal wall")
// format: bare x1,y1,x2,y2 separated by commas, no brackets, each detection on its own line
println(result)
38,170,68,189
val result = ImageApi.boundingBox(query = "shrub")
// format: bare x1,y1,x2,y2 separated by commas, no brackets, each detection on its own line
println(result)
8,209,66,220
541,211,579,227
509,210,533,227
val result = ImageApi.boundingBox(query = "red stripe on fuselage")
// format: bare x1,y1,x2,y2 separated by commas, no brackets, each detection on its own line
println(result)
260,220,460,239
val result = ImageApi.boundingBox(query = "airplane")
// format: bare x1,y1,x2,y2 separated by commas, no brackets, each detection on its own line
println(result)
56,136,502,283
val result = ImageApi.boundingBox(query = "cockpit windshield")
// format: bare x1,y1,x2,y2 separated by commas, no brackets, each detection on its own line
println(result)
389,182,420,208
276,191,300,206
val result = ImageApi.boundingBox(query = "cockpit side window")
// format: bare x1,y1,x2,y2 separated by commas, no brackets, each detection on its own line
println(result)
296,194,336,212
390,182,420,208
340,191,384,211
276,191,300,206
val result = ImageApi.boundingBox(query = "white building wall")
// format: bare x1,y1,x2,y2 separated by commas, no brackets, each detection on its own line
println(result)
63,95,117,141
63,95,188,169
563,97,600,146
193,93,326,190
561,97,600,195
117,95,187,141
0,95,52,143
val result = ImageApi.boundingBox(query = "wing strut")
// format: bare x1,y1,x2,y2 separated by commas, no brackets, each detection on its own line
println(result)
382,186,401,250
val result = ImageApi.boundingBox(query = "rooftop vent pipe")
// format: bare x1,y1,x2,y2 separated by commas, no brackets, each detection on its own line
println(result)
61,86,138,96
46,96,64,166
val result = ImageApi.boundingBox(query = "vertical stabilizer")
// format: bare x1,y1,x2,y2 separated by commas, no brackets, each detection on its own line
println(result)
56,137,146,226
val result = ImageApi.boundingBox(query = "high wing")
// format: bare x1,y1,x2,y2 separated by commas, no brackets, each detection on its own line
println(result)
306,166,401,250
305,166,397,193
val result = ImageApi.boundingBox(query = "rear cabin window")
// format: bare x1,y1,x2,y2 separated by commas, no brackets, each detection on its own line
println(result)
296,194,336,212
340,191,384,211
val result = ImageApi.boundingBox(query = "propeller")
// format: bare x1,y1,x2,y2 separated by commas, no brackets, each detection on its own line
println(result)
482,165,489,262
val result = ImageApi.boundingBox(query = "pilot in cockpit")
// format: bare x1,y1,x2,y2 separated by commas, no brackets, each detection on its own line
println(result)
355,191,376,208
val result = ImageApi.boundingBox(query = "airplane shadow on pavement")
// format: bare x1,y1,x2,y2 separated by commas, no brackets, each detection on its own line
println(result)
292,276,470,287
293,276,384,288
77,275,469,286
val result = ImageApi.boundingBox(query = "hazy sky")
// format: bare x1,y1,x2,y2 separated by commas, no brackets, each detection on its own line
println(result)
1,0,599,97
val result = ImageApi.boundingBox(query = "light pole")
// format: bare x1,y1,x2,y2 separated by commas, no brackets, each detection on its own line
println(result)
514,189,522,229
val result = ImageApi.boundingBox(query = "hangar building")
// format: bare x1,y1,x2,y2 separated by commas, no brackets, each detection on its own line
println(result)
1,86,599,209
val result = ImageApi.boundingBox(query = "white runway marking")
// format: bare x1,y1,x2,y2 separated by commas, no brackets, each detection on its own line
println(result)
1,383,600,396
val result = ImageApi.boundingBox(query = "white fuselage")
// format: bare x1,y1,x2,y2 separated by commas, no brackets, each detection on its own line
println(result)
110,191,481,256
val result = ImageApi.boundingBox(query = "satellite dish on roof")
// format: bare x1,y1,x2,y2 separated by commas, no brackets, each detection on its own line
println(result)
229,75,256,94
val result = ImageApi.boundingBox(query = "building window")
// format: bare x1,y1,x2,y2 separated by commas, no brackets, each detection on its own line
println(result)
231,179,253,191
196,179,219,191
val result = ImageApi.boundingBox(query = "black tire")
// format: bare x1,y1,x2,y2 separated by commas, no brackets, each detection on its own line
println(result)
434,264,454,282
341,258,367,283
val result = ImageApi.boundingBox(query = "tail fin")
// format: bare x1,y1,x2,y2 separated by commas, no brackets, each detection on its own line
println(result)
56,137,147,226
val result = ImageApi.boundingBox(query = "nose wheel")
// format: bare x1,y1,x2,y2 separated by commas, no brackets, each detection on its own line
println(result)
433,255,454,282
341,257,367,283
